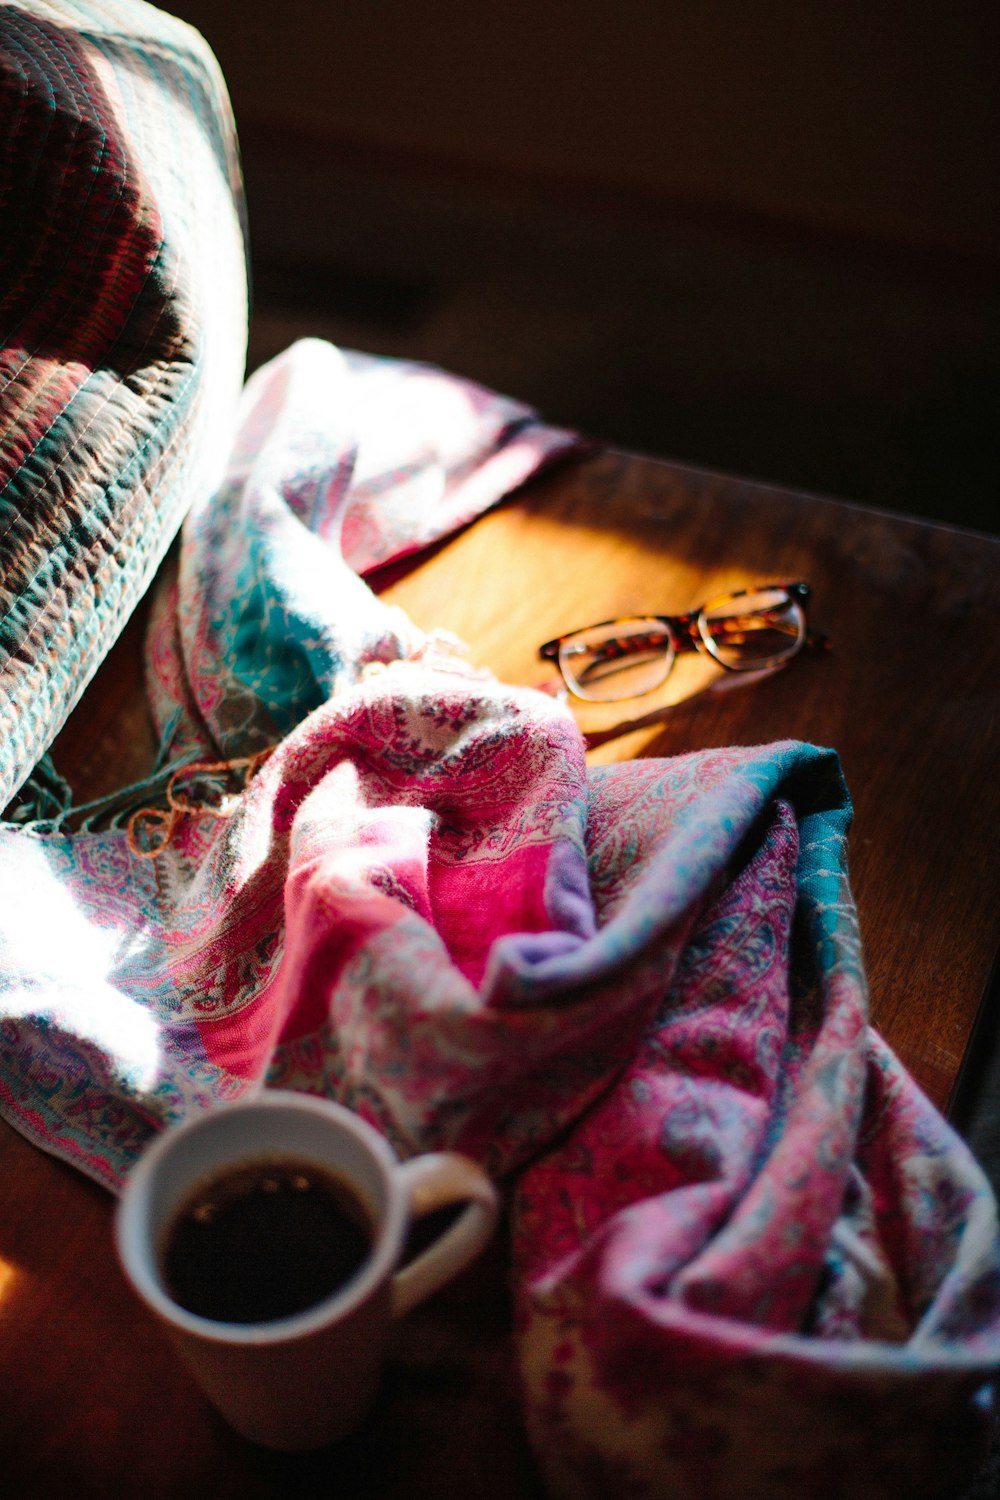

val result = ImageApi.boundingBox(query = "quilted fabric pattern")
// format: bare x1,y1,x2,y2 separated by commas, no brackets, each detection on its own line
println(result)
0,0,248,808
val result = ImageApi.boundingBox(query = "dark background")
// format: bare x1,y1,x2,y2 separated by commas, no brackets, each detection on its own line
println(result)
170,1,998,534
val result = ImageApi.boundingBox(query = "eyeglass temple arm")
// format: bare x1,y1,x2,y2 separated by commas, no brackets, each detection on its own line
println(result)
634,615,833,659
671,614,832,656
671,581,832,656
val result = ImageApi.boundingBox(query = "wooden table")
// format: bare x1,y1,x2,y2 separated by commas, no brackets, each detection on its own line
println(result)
1,449,998,1499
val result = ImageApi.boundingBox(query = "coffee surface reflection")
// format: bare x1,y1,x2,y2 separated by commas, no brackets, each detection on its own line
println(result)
161,1155,374,1324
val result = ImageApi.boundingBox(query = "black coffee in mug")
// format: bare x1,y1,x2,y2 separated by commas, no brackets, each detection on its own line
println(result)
160,1155,375,1324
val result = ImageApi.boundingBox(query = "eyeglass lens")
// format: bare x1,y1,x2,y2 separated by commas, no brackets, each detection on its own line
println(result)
698,588,805,670
558,617,673,701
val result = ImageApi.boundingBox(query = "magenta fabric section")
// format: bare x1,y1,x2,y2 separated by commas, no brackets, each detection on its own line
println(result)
0,340,996,1498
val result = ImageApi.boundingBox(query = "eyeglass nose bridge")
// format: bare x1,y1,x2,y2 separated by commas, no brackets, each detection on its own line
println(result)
662,609,704,657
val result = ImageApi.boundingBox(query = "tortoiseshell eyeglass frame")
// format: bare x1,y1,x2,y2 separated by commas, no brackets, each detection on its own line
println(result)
538,581,831,702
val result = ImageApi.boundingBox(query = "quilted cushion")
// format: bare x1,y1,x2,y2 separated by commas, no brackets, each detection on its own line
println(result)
0,0,248,808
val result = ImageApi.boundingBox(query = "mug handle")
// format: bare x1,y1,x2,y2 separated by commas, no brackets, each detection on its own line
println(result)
391,1152,499,1316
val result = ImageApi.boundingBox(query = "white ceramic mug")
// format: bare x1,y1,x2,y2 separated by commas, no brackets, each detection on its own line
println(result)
114,1090,499,1451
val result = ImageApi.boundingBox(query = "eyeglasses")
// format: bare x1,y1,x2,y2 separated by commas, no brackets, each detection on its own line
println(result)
538,582,829,702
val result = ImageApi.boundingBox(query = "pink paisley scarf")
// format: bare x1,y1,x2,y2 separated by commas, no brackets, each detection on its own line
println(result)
0,340,996,1498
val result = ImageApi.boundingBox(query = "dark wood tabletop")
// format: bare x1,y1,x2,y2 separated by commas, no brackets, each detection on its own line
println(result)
1,448,998,1499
